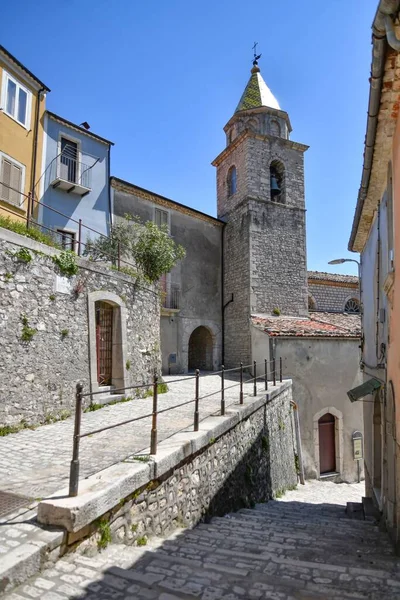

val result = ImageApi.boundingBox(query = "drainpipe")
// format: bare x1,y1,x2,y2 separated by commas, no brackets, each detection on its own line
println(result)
384,14,400,50
376,207,381,361
107,148,112,235
30,87,46,211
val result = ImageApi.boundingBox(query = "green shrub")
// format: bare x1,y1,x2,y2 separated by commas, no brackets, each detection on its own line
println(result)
272,307,281,316
52,251,78,277
136,536,147,546
21,314,37,342
97,519,112,550
60,329,69,339
0,215,61,248
14,248,32,263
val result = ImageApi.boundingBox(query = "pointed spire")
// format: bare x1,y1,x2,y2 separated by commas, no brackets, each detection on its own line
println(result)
235,63,280,113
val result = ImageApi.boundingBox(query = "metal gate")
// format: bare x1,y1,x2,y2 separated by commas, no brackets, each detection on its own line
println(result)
95,301,113,386
319,413,336,474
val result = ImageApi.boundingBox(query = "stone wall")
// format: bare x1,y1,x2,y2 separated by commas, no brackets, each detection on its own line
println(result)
39,381,297,549
309,282,360,313
0,228,160,426
112,382,296,545
250,198,308,317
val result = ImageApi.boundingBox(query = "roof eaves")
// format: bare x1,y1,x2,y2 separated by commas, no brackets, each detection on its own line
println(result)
348,2,400,251
0,45,50,91
110,176,224,225
46,111,114,146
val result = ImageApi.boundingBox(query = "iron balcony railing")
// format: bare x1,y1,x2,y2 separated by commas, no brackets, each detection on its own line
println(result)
50,155,92,191
163,286,180,309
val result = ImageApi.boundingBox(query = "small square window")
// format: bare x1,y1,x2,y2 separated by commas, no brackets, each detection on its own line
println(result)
57,230,76,251
2,72,31,128
154,208,169,230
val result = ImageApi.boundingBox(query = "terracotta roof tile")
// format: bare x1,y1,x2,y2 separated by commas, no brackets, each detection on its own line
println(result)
251,312,361,338
307,271,359,284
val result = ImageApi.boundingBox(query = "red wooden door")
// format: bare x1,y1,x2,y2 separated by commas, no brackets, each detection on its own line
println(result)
95,302,113,386
319,413,336,474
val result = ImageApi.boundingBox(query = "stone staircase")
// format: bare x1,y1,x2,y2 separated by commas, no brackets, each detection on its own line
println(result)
4,495,400,599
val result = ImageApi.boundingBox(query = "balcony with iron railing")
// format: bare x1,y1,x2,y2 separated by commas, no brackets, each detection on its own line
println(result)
49,154,92,196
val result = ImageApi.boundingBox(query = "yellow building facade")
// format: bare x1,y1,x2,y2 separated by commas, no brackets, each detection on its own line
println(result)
0,46,50,221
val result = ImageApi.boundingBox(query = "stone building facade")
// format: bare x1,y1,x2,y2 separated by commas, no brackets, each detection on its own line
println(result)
0,227,160,426
111,177,223,375
308,271,360,313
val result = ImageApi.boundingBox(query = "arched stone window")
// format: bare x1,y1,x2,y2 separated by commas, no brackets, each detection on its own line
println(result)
270,160,285,203
270,119,281,137
227,166,237,197
344,298,360,314
308,295,317,311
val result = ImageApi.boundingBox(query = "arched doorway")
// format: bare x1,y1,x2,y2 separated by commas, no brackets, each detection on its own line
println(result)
95,301,114,386
188,326,213,371
318,413,336,474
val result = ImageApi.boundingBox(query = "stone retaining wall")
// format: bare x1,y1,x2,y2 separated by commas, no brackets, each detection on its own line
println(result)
57,382,297,550
0,228,160,426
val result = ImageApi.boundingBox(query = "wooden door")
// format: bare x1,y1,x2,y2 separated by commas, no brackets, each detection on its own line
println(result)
95,302,113,386
319,413,336,474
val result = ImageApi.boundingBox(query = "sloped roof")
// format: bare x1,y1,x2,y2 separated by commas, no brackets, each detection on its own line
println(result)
251,312,361,338
235,66,280,113
307,271,359,285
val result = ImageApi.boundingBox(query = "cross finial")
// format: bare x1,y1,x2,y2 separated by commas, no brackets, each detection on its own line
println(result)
252,42,261,66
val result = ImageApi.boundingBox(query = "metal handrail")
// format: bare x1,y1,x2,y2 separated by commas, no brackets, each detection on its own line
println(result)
68,357,284,497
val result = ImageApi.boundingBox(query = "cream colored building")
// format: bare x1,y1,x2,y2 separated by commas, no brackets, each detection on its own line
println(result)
0,45,50,220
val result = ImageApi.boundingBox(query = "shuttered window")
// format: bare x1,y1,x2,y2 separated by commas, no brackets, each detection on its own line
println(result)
0,155,23,206
154,208,168,230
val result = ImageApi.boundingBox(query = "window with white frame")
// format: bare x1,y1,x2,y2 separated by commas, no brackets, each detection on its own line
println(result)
154,207,169,230
2,71,31,128
56,229,76,251
0,153,24,207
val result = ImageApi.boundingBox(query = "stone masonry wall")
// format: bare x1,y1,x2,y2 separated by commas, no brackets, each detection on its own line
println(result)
0,228,160,426
250,198,308,316
76,382,297,549
309,282,360,313
223,201,251,368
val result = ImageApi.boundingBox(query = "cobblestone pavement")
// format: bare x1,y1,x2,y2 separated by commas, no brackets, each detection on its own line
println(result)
0,373,258,499
5,481,400,600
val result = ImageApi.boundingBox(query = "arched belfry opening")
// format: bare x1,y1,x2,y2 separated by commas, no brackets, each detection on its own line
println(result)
270,160,285,203
188,326,213,371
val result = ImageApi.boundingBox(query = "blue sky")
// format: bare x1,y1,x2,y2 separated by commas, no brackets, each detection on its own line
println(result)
1,0,377,275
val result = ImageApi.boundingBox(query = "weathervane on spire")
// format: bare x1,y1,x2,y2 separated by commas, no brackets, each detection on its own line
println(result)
252,41,262,66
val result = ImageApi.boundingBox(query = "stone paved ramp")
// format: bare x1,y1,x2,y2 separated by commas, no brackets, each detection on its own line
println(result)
4,482,400,600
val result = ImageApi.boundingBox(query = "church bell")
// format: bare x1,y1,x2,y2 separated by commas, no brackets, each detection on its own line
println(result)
270,173,281,197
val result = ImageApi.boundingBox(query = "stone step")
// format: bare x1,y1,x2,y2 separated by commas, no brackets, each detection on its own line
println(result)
215,512,394,546
182,525,398,571
346,501,365,520
363,496,382,522
251,504,376,526
154,536,400,597
237,506,389,532
195,521,396,560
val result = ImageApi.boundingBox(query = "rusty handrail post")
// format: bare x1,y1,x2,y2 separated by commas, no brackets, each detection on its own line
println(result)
239,362,244,404
26,193,31,230
273,357,276,386
264,358,268,391
69,382,83,497
253,360,257,396
221,365,225,416
194,369,200,431
78,219,82,256
280,357,283,382
117,242,121,270
150,374,158,455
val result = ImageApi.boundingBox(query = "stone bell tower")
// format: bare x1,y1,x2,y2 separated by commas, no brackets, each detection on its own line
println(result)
212,58,309,367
